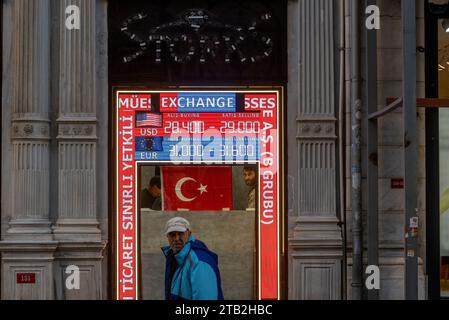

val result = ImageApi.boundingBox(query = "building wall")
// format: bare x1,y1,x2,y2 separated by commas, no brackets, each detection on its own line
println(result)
287,0,344,300
0,0,431,300
344,0,426,299
1,0,109,300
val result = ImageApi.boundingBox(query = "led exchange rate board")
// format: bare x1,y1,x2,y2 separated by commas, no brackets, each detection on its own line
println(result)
115,88,284,300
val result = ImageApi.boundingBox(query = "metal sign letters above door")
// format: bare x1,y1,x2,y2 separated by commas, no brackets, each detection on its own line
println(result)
120,9,274,65
108,0,287,83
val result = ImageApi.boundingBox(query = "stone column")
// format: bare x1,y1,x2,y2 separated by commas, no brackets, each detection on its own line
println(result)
0,0,57,300
8,0,52,239
287,0,343,300
52,0,106,300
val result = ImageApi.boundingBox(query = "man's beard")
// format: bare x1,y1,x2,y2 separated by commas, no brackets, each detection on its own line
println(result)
172,242,184,253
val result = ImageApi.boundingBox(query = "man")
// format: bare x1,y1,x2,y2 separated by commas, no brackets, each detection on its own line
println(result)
161,217,224,300
243,165,257,210
141,176,162,210
149,176,162,210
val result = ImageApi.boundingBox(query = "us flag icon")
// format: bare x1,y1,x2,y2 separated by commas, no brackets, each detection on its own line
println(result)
136,112,163,127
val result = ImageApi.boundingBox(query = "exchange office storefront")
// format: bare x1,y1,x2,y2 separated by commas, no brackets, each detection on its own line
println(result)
108,0,287,300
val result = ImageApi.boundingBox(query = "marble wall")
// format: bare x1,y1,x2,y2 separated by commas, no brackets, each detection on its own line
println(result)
0,0,108,300
0,0,432,300
344,0,426,299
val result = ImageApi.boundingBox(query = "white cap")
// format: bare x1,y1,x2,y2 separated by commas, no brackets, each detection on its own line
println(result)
164,217,190,235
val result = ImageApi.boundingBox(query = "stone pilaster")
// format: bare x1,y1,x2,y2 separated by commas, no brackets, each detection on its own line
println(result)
287,0,343,300
7,0,52,240
52,0,106,300
0,0,57,300
53,0,101,242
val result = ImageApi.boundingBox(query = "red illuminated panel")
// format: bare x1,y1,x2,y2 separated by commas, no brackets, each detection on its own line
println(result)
257,94,279,299
244,94,277,111
116,90,282,300
117,93,138,300
118,94,152,111
160,92,179,112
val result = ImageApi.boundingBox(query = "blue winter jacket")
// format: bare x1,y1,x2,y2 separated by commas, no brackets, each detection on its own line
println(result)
162,235,224,300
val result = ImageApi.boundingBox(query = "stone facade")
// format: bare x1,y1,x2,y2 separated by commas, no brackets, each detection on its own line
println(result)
1,0,108,300
343,0,426,299
287,0,344,300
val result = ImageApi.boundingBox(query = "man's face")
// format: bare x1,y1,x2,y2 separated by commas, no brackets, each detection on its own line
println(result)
149,185,161,197
243,169,257,187
167,230,191,254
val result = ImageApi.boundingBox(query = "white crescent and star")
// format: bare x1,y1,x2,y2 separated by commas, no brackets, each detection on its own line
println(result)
175,177,208,202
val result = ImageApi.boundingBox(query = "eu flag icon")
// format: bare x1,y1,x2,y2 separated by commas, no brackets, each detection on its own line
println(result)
135,137,163,152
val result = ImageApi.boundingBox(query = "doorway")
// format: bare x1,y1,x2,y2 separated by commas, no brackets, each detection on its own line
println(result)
425,1,449,300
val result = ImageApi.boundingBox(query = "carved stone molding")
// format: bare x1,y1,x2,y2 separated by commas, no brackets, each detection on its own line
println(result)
297,120,337,140
11,121,51,140
53,241,107,299
57,123,97,140
0,241,57,300
56,117,98,141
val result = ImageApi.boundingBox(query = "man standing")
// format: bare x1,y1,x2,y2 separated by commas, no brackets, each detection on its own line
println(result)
141,176,162,210
243,165,257,210
161,217,224,300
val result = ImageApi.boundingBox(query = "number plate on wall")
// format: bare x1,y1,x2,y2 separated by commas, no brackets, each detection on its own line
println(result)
16,273,36,284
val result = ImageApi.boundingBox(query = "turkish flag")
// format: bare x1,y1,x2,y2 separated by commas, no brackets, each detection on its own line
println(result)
161,166,233,211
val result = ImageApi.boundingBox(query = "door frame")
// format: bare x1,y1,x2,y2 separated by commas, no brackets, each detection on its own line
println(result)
425,0,449,300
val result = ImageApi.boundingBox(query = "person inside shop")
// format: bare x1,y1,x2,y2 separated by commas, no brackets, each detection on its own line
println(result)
161,217,224,300
141,175,162,210
243,164,258,210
